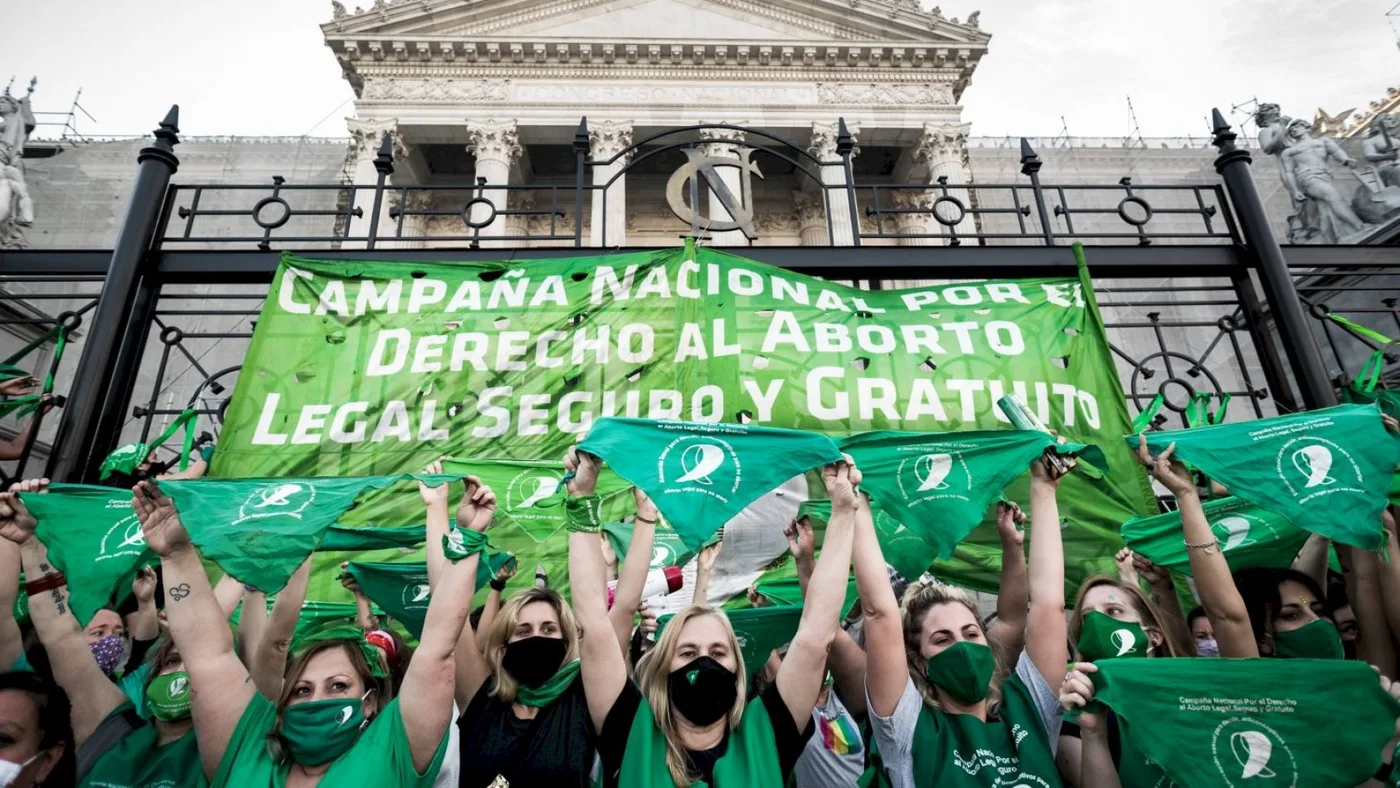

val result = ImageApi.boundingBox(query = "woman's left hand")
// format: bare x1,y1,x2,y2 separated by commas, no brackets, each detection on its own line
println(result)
455,475,497,533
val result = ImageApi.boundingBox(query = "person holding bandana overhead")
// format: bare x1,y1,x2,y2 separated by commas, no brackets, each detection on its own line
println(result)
859,453,1071,788
127,475,490,787
569,447,860,788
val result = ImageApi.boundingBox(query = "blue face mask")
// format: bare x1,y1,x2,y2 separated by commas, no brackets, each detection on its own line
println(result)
1195,638,1220,657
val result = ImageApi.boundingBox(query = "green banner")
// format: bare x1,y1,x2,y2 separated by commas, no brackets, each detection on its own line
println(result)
1121,496,1311,575
212,247,1154,599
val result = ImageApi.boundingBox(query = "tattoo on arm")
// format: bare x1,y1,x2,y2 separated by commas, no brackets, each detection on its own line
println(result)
49,587,65,616
169,583,191,601
38,562,50,573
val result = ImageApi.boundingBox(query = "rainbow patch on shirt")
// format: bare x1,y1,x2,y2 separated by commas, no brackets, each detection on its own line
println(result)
818,713,861,756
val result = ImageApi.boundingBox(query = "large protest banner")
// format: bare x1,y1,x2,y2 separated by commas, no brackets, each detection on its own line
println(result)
212,245,1156,601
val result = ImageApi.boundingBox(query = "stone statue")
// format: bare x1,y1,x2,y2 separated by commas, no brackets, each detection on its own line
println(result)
966,10,981,27
0,79,36,250
1255,103,1315,242
331,0,347,19
1279,118,1367,242
1351,112,1400,224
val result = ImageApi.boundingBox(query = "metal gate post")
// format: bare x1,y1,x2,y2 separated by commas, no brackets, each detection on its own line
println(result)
1210,109,1337,410
49,107,181,482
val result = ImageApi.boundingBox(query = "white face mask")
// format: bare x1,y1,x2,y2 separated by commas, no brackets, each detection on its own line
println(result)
0,751,41,788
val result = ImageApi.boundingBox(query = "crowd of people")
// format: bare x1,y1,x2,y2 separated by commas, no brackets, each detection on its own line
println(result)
0,401,1397,787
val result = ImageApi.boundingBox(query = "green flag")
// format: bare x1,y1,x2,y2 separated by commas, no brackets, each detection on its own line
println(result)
1122,496,1311,575
1134,403,1398,551
841,429,1105,561
578,418,844,550
161,474,457,593
346,553,517,638
442,457,633,542
796,499,935,582
23,484,155,625
602,519,695,570
1088,657,1400,787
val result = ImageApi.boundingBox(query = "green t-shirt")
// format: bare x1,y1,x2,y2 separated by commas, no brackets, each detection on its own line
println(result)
211,694,448,788
117,663,153,720
81,704,205,788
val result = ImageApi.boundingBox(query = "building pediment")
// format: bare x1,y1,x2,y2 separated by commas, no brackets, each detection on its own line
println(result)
325,0,990,45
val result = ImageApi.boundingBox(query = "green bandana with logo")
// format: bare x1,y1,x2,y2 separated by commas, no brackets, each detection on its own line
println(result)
840,429,1107,560
22,484,156,625
442,457,633,542
578,418,844,551
159,473,458,593
1121,496,1311,575
1087,657,1400,787
515,659,581,708
345,555,514,638
99,408,200,480
1133,403,1398,551
1076,611,1150,661
618,686,781,788
796,499,936,582
603,518,694,570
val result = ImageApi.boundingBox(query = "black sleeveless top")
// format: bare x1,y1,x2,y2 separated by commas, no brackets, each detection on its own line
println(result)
456,675,597,788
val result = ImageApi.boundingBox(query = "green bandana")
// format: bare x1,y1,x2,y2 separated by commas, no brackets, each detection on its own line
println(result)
1087,657,1400,787
565,495,604,534
840,429,1106,559
1133,403,1399,551
578,418,844,551
319,524,426,552
1272,618,1345,660
291,622,387,678
657,604,844,671
22,484,156,624
619,687,781,788
515,659,581,708
1121,496,1311,575
796,499,935,582
345,554,514,638
603,518,694,570
99,408,199,480
442,457,633,542
1076,611,1150,661
751,576,859,617
279,696,367,766
923,641,996,704
441,526,491,561
159,473,458,592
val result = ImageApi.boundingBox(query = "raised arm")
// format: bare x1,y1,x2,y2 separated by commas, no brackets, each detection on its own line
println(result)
566,448,629,733
1025,457,1069,689
475,562,513,653
987,501,1028,661
0,398,53,461
853,487,905,718
425,473,488,711
608,487,658,656
236,588,267,668
398,476,495,773
1340,545,1395,678
1138,439,1257,658
212,574,245,620
133,481,255,779
1292,533,1330,592
251,557,310,700
776,460,859,728
420,460,453,589
0,535,21,669
691,536,723,606
127,567,160,643
783,517,817,597
0,481,125,748
1133,553,1191,656
338,566,379,632
1058,662,1123,788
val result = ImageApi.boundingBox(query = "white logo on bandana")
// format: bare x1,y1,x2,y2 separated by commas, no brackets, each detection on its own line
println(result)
913,453,954,491
1110,629,1137,657
96,513,147,562
1211,717,1297,786
1276,435,1364,505
169,676,188,697
676,443,726,485
896,446,972,505
658,433,742,502
401,579,431,610
1290,445,1336,489
233,483,315,525
336,706,354,727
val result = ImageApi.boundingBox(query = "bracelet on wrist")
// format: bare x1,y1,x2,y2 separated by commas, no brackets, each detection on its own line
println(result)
24,573,66,596
489,578,508,592
634,515,658,526
1183,538,1219,553
1374,759,1394,783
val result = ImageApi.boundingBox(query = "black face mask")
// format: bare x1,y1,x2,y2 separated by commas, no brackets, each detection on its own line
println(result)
668,657,738,726
1343,638,1358,661
502,636,567,688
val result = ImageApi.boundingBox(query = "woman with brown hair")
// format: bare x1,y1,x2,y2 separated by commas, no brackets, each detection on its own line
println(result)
123,476,493,787
569,448,861,788
0,671,73,788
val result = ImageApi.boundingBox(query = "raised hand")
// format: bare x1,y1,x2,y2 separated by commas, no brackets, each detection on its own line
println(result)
1132,552,1169,587
0,478,43,545
698,533,724,573
338,561,363,595
638,602,658,638
995,500,1026,547
1136,437,1195,496
1059,661,1102,731
564,446,600,496
132,566,158,605
1114,547,1141,586
0,376,35,398
632,486,659,522
822,455,862,511
783,518,816,564
132,481,191,557
494,558,517,583
418,458,450,507
455,475,497,533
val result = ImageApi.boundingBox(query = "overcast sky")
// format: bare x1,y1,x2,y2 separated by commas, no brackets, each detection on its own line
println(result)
5,0,1397,139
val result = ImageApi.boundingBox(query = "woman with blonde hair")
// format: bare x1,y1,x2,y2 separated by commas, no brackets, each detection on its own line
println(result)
859,455,1070,787
568,447,861,787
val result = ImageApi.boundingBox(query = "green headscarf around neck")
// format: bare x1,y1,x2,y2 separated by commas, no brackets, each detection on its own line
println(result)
513,659,581,708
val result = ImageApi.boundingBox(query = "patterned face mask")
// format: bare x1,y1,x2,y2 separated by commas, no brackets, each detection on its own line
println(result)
89,634,128,675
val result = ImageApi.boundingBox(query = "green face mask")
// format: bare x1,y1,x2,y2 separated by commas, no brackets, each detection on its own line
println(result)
279,694,369,766
1272,618,1345,660
923,641,996,704
146,670,192,721
1077,611,1150,662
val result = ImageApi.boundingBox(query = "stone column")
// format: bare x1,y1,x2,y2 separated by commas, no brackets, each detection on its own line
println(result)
465,119,522,246
698,126,749,247
589,120,634,248
809,122,860,246
345,117,405,247
794,190,829,245
397,190,435,249
891,191,939,246
914,122,975,243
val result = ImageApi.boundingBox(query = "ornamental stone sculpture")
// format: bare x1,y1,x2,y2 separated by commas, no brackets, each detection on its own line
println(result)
1351,112,1400,225
0,79,36,250
1278,118,1367,243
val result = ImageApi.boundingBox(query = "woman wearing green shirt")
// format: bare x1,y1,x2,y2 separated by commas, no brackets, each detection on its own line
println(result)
0,478,203,787
568,449,861,787
860,455,1071,788
128,475,495,787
